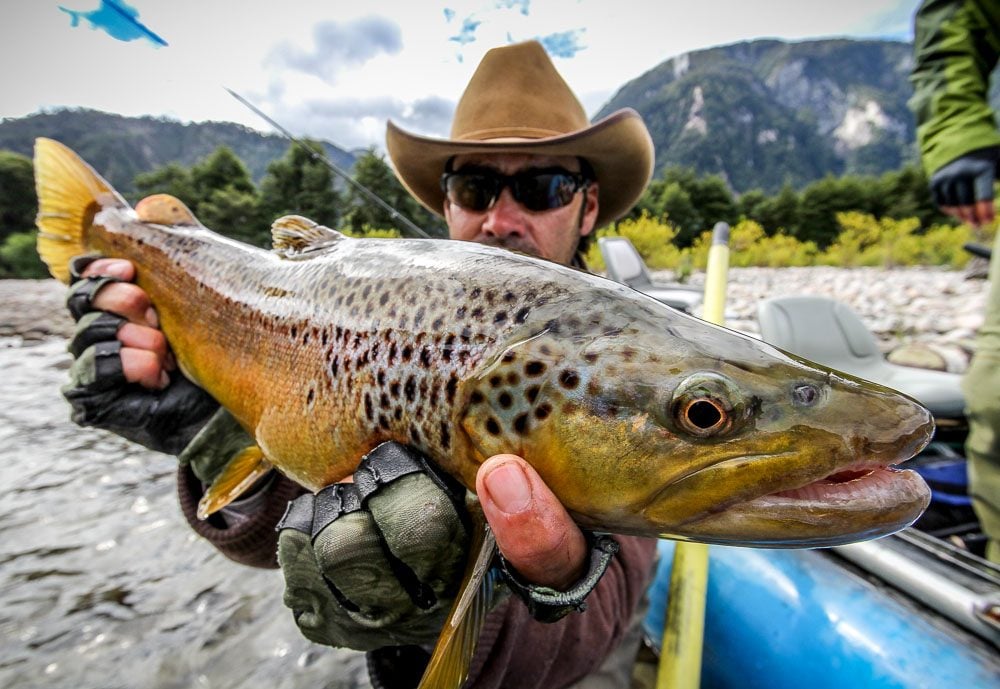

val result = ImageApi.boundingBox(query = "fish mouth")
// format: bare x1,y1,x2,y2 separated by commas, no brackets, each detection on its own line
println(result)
668,460,932,548
756,461,928,509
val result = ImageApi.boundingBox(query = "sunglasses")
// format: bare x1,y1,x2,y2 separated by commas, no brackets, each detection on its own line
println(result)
441,166,590,213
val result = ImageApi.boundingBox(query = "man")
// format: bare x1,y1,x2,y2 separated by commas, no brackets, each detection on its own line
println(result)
62,41,658,686
910,0,1000,562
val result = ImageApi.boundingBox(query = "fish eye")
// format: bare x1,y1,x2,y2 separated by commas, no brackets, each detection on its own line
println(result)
669,373,744,439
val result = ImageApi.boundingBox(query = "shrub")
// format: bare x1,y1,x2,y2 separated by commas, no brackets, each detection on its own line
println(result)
0,230,49,279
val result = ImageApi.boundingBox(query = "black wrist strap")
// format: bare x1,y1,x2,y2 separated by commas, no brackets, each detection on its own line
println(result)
498,531,620,623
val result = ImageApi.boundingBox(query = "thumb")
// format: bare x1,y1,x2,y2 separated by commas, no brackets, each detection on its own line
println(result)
476,454,587,590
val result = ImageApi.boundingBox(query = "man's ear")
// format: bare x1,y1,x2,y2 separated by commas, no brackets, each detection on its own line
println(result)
580,182,600,237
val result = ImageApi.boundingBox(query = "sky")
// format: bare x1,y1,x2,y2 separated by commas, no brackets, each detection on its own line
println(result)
1,0,921,153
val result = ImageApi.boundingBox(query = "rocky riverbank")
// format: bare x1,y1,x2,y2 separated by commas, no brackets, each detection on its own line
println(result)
3,266,988,370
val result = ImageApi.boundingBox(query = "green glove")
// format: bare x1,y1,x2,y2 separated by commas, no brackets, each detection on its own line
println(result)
277,442,470,651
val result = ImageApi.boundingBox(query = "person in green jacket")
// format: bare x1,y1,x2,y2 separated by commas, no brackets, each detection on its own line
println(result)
910,0,1000,562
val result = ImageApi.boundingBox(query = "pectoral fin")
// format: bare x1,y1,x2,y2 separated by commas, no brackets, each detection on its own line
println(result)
197,445,273,520
418,505,501,689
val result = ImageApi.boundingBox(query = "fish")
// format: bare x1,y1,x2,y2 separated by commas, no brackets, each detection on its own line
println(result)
34,137,933,688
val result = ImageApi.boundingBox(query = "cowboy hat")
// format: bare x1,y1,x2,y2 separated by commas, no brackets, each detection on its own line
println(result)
386,40,654,229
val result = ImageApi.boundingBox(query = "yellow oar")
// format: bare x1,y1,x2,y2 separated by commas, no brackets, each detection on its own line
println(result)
657,222,730,689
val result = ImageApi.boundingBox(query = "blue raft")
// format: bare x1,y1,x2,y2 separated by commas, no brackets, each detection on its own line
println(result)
643,536,1000,688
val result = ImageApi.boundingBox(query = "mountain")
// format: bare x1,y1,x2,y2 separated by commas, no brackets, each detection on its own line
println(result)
0,109,356,193
596,37,1000,194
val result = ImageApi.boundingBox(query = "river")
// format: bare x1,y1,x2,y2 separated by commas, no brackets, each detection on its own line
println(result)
0,338,370,689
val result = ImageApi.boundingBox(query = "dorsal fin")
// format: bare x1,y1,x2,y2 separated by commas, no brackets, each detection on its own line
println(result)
271,215,344,257
135,194,200,226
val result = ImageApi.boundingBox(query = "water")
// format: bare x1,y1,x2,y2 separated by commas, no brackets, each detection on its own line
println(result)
0,339,369,689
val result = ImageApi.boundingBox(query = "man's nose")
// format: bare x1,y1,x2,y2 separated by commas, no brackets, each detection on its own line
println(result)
482,188,526,238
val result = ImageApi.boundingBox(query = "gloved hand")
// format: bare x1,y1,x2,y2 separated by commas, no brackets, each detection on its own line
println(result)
929,146,1000,227
62,256,219,455
277,445,622,651
277,442,470,651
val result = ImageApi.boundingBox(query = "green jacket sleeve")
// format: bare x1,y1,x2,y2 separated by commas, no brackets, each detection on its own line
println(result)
909,0,1000,175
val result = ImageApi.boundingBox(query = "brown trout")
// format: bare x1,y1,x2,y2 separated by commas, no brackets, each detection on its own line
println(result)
36,138,932,686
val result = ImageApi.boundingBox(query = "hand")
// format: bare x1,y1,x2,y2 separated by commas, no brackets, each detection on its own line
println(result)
277,442,470,650
62,256,219,455
929,146,1000,227
277,446,605,651
477,454,588,590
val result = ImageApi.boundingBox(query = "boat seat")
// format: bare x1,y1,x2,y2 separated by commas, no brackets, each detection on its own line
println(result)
598,236,703,313
757,295,965,419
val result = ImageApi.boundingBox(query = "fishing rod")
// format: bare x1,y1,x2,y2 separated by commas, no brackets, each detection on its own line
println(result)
225,88,441,240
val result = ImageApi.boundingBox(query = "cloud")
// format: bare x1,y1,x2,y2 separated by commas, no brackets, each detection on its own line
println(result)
273,95,456,152
267,16,402,83
536,29,586,58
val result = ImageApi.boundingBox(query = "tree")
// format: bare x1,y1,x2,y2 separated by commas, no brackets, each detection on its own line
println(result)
132,163,198,209
0,151,36,244
198,187,268,247
258,140,341,228
753,183,801,236
342,148,438,235
796,175,875,247
189,146,256,206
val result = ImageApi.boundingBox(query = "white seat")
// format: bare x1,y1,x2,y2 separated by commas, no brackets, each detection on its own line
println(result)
598,237,702,313
757,295,965,419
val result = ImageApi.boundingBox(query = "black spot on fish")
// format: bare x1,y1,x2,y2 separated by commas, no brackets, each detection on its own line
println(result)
394,407,403,422
584,352,598,364
446,376,458,404
499,392,513,409
404,376,416,402
380,292,390,306
379,414,390,431
390,381,401,398
506,372,520,385
485,417,501,436
513,414,529,436
501,351,516,363
494,311,507,324
402,345,413,362
306,388,314,405
364,394,374,421
504,291,516,303
388,343,397,363
381,393,391,408
470,390,484,405
526,386,540,404
471,307,484,320
420,347,432,367
409,424,421,444
489,375,502,388
535,403,552,420
515,307,530,324
377,370,386,386
291,325,298,339
471,288,482,299
456,306,467,319
330,357,339,378
440,422,451,450
559,370,580,389
432,316,444,330
525,361,546,377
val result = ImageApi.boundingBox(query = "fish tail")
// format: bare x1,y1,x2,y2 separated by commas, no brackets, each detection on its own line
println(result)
33,137,128,284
